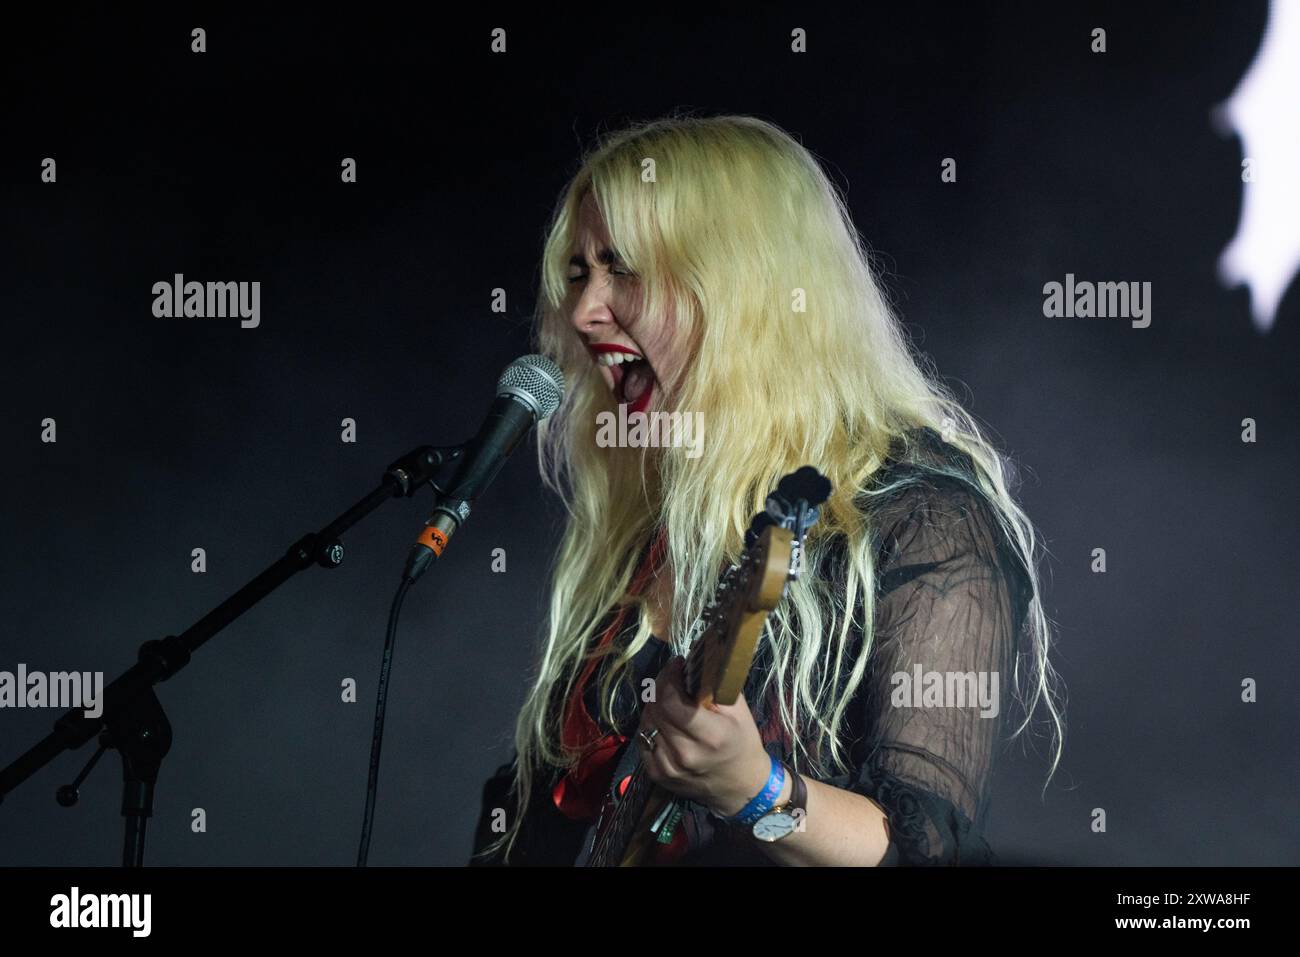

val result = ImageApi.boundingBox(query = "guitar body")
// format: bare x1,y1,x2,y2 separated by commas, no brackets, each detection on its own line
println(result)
613,788,673,866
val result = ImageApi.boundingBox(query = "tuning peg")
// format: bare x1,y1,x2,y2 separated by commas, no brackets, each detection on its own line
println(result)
775,466,832,508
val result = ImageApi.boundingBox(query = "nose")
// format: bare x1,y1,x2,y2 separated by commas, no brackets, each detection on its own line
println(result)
570,279,617,338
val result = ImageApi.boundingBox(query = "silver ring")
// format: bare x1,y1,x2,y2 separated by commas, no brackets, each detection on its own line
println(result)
637,727,660,752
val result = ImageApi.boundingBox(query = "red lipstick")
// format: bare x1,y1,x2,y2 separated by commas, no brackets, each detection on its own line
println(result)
586,343,653,413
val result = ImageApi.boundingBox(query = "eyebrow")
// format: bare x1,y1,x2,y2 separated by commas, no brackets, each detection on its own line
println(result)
569,247,621,269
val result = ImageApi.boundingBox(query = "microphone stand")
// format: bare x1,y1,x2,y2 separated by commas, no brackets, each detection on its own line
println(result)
0,444,462,866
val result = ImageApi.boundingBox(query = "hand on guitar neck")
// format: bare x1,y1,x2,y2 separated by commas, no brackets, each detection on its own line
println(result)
638,655,784,819
635,567,786,825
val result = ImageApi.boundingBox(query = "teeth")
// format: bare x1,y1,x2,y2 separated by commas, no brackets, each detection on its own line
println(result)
597,352,642,366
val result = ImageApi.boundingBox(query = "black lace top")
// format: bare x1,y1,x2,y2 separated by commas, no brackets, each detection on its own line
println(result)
470,428,1033,866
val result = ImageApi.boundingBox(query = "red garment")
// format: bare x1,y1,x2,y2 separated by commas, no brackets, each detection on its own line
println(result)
550,530,690,863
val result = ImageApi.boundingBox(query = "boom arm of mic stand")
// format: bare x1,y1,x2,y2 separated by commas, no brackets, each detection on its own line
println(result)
0,443,462,864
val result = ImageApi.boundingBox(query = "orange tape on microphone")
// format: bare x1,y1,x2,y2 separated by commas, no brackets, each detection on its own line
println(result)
417,525,449,557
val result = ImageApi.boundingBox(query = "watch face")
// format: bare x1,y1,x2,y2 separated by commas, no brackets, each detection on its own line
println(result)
752,811,796,842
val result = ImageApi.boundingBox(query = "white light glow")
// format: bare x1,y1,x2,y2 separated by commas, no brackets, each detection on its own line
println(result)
1217,0,1300,333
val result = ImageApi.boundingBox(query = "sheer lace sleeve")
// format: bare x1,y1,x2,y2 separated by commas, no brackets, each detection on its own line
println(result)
822,473,1027,865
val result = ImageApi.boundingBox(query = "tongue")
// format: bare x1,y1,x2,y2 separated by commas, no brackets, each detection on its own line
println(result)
621,363,653,404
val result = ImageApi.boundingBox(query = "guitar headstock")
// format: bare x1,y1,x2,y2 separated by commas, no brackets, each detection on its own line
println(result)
683,466,832,706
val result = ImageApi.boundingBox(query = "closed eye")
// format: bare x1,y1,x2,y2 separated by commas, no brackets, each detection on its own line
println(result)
566,265,635,285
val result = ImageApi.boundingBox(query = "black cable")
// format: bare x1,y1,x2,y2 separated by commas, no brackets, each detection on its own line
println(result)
357,575,413,866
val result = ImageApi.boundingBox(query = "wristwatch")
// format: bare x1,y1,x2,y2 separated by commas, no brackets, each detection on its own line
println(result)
751,764,806,842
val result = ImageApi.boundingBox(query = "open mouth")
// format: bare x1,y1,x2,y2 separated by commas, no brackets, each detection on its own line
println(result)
590,345,654,414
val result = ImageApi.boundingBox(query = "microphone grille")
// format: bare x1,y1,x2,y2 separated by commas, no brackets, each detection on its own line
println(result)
497,354,565,419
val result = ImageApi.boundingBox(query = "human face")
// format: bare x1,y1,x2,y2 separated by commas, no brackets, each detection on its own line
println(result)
566,192,685,415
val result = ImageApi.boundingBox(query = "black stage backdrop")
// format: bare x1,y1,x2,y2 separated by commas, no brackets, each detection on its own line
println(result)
1,3,1295,867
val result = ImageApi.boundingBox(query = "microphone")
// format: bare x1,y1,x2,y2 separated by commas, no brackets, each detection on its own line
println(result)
403,354,564,583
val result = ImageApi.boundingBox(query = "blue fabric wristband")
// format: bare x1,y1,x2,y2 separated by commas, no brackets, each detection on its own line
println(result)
729,753,786,826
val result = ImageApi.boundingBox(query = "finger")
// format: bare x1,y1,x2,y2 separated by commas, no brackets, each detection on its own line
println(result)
652,657,705,732
639,698,681,739
705,690,752,717
638,728,685,784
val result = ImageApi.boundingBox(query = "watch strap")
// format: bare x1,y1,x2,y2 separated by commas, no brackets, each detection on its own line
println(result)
781,765,806,814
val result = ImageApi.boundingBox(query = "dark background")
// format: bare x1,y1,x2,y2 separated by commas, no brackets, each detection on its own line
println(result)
1,3,1295,866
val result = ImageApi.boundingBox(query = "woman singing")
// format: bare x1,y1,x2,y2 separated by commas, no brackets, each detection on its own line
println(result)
470,114,1063,866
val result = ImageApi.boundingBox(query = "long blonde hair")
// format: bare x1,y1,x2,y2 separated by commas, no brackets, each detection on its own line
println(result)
482,113,1063,862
